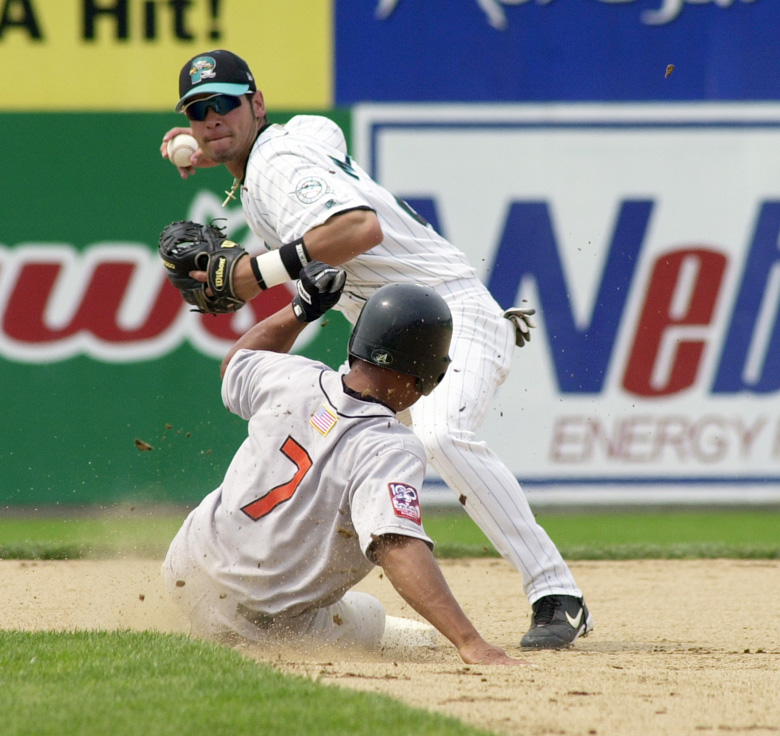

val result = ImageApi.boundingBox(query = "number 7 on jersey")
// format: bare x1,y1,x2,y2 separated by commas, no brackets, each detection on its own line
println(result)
240,436,312,520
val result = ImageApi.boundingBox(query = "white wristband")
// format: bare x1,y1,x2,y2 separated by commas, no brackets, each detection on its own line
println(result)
251,250,291,290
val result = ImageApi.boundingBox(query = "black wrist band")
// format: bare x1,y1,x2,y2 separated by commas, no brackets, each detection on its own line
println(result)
279,238,311,279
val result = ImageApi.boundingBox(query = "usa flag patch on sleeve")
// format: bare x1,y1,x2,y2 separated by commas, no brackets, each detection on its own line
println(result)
388,482,422,524
310,405,338,436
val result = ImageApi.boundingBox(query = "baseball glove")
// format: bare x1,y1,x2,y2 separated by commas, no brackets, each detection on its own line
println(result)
159,220,247,314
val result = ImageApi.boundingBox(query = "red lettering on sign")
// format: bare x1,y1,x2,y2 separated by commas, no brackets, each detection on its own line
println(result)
623,249,726,397
0,244,295,362
3,262,180,343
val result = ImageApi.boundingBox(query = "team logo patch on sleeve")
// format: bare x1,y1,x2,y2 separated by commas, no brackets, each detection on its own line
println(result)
388,482,422,524
295,177,328,204
310,405,338,436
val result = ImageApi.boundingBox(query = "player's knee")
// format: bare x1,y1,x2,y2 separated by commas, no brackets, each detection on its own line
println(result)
419,424,481,461
313,592,386,647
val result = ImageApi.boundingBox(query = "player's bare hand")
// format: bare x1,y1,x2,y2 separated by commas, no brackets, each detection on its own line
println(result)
189,256,261,303
458,640,531,666
160,126,218,179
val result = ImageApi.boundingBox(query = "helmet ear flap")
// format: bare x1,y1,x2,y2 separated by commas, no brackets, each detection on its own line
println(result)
348,284,453,395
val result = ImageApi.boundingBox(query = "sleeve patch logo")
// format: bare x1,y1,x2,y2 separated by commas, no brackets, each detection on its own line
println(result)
310,405,338,436
295,177,328,204
388,482,421,524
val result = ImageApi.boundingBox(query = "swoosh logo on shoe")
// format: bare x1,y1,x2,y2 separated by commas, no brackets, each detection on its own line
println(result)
565,609,583,629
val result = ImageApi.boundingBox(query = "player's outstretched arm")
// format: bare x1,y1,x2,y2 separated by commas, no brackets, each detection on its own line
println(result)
211,209,383,304
371,534,528,666
220,261,346,377
220,305,306,377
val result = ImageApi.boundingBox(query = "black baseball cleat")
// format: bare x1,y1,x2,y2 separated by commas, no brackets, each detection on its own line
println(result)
521,595,593,649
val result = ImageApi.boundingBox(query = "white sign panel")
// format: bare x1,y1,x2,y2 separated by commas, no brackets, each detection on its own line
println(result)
355,104,780,504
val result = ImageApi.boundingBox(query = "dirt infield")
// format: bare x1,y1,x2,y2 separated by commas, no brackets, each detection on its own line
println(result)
3,558,779,735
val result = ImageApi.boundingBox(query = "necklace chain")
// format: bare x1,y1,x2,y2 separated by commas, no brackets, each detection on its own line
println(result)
222,178,240,207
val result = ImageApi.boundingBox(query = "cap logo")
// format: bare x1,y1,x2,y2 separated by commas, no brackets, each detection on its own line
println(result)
189,56,217,85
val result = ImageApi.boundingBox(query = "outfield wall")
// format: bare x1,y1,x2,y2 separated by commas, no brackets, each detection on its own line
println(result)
2,1,779,506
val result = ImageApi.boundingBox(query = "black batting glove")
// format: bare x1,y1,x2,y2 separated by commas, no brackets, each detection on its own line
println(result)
291,261,347,323
503,307,537,348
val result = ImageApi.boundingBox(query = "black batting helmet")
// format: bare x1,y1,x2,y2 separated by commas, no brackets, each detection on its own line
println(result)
348,284,453,396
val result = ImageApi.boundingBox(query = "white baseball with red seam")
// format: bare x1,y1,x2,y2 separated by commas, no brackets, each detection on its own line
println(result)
166,133,198,167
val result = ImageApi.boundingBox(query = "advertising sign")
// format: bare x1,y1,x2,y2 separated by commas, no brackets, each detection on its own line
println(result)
0,0,331,110
355,103,780,503
336,0,777,104
0,111,351,506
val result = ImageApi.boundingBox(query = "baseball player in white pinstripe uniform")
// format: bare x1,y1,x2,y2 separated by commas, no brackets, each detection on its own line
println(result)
163,264,524,665
161,49,592,648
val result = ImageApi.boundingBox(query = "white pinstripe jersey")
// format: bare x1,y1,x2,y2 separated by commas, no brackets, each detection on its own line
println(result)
241,115,477,320
179,348,433,618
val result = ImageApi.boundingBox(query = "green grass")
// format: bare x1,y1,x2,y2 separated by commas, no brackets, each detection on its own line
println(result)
425,510,780,560
0,510,184,560
1,507,778,560
0,631,494,736
425,509,780,560
1,510,778,736
540,510,780,560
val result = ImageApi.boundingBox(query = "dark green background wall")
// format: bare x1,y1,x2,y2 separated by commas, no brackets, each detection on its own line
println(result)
0,111,352,506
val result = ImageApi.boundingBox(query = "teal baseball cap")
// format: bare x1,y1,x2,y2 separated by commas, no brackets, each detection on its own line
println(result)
175,50,256,113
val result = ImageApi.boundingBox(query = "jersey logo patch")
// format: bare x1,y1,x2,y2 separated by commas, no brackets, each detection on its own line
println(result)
295,176,328,204
388,482,421,525
310,405,338,436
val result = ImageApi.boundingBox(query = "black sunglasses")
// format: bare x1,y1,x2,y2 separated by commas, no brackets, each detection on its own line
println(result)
184,94,242,121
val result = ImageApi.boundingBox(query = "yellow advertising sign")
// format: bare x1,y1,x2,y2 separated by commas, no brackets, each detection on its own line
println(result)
0,0,332,110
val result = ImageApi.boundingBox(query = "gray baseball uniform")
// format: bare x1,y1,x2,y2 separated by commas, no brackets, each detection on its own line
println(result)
163,348,434,645
237,115,581,605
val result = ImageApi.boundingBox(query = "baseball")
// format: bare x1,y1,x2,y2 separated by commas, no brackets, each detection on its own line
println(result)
167,133,199,168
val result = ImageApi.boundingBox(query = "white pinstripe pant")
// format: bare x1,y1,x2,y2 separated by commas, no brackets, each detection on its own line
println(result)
409,280,582,605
